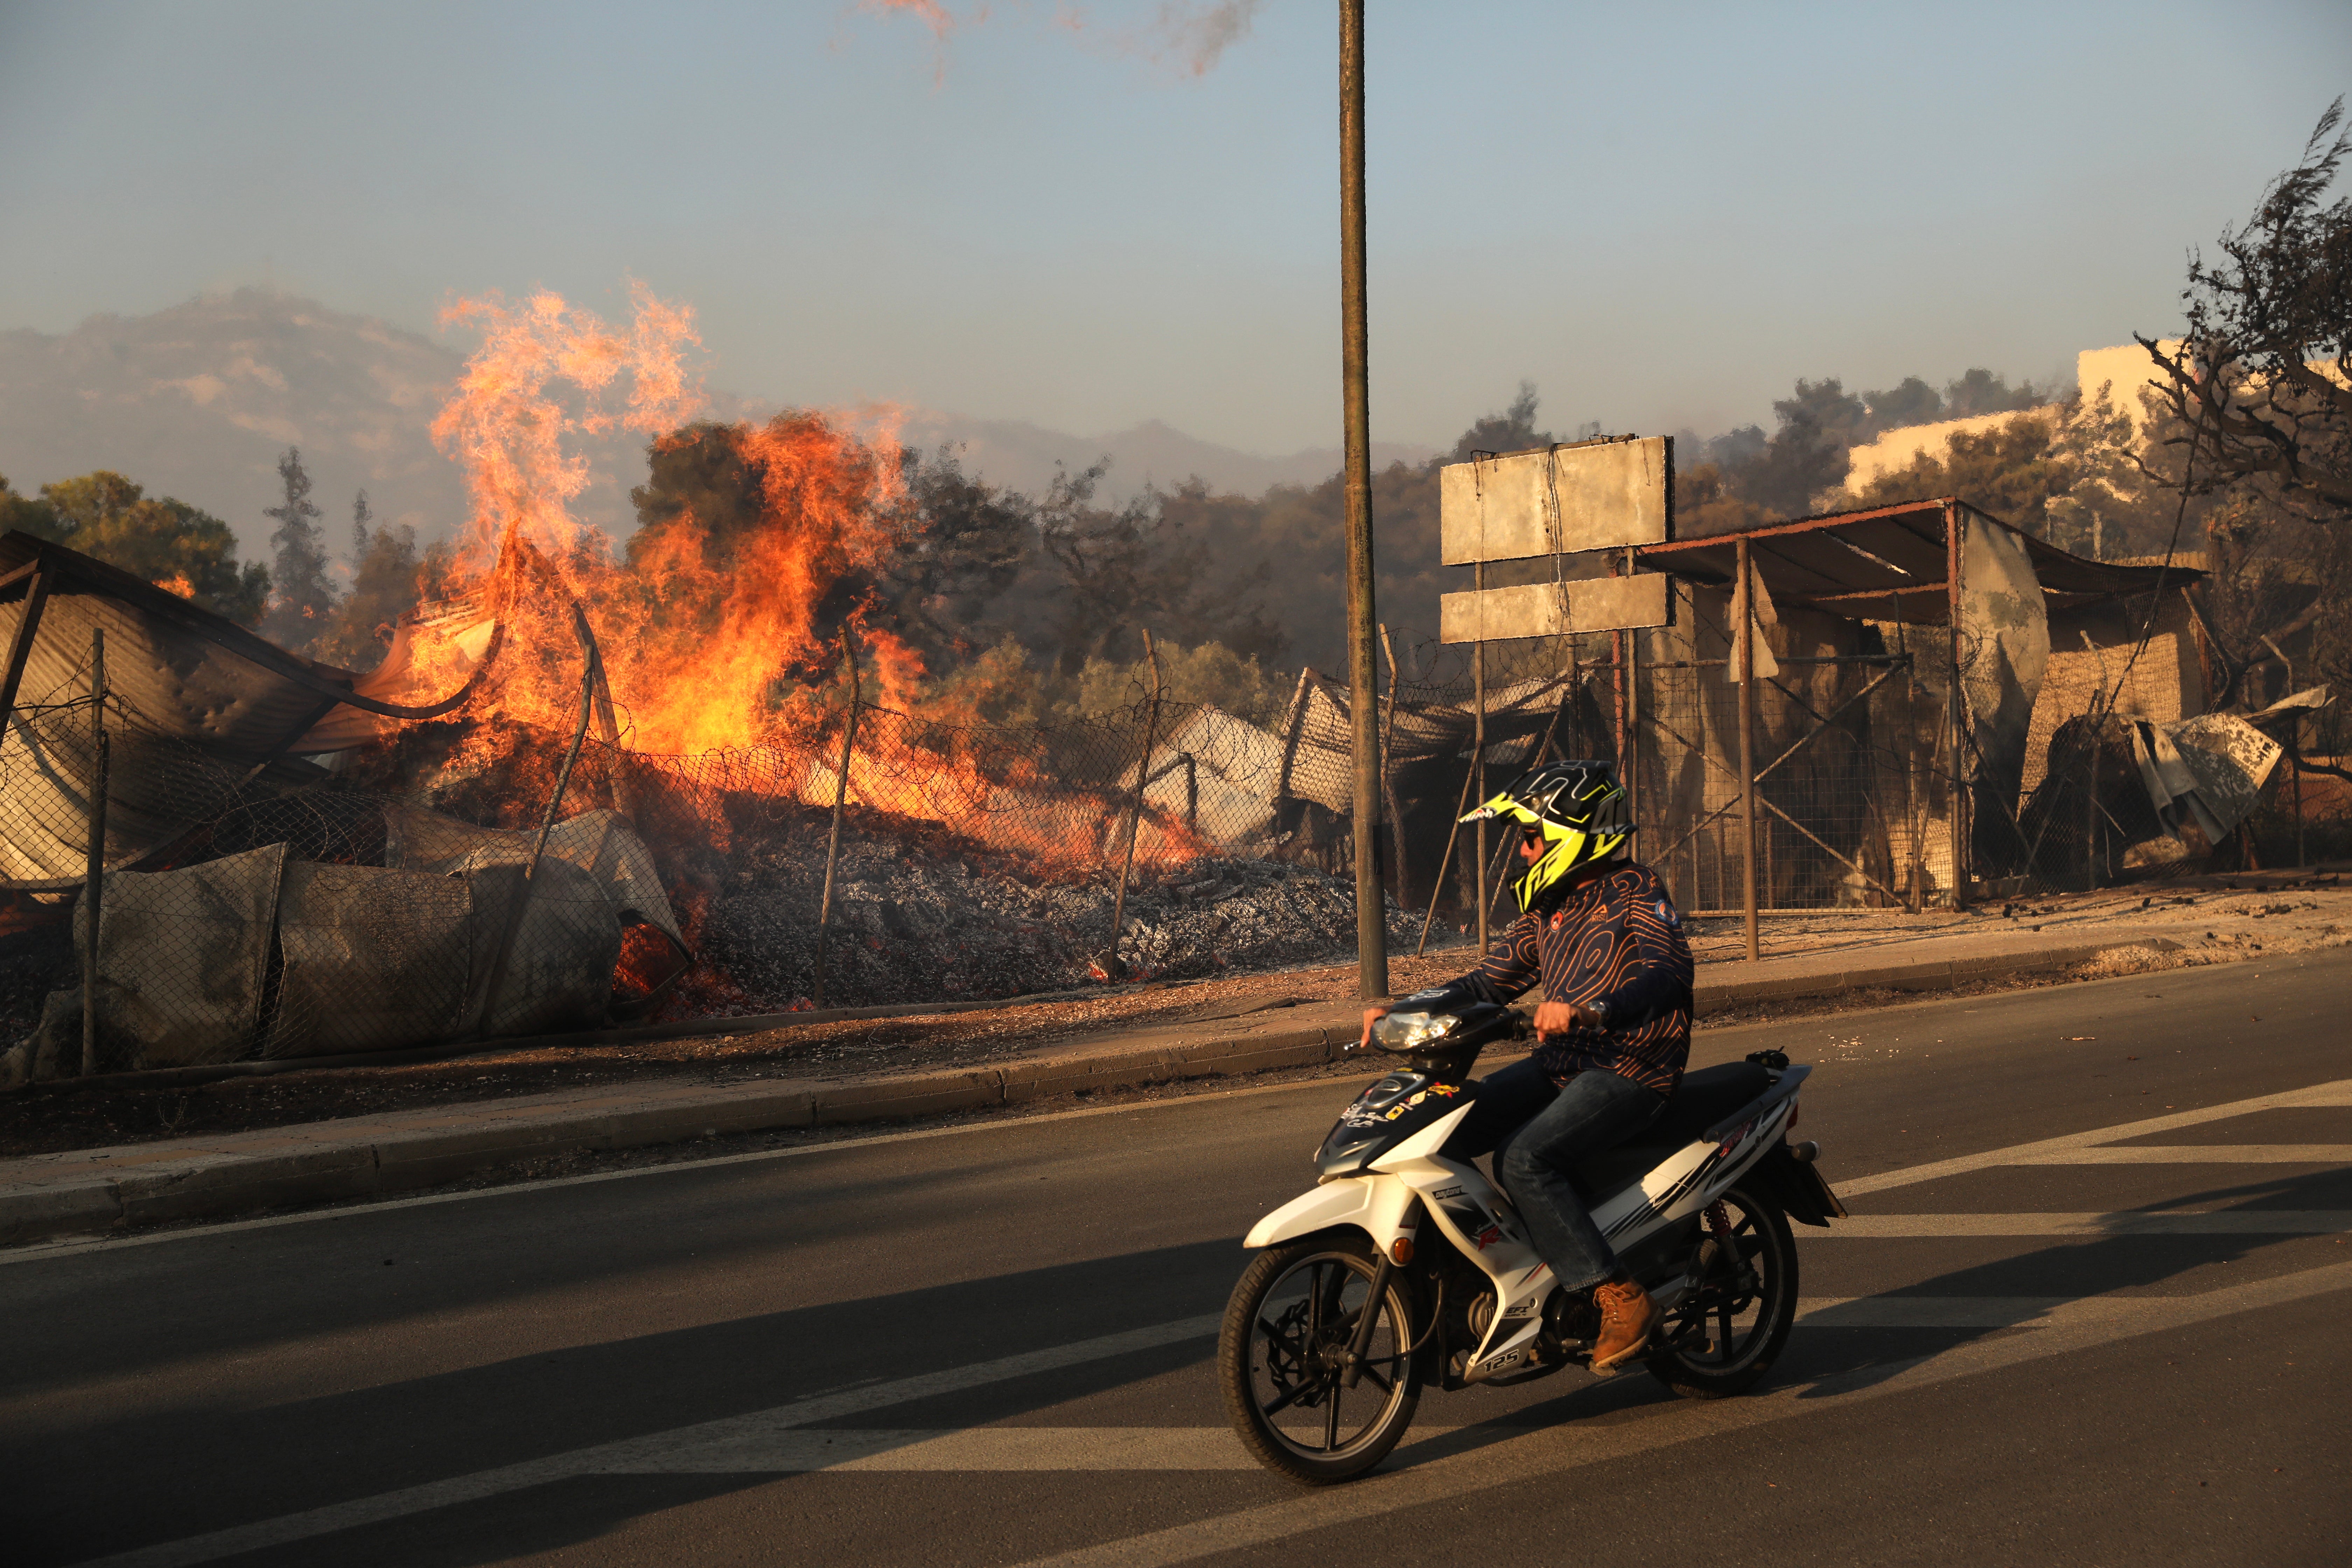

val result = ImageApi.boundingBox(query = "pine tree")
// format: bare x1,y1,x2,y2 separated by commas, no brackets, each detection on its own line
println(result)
262,447,339,648
351,488,373,559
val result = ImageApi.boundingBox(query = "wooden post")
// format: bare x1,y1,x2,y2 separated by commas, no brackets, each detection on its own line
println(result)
80,626,108,1078
1108,630,1162,976
1946,502,1969,910
1377,623,1411,914
812,625,861,1008
1472,563,1488,956
1338,0,1388,1001
1737,537,1759,962
1612,629,1627,765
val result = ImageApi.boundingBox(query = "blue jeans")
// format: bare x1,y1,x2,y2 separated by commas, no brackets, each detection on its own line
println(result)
1443,1057,1667,1294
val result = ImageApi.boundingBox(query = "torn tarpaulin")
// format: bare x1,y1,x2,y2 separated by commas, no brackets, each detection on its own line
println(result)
1,808,684,1084
2128,712,2284,847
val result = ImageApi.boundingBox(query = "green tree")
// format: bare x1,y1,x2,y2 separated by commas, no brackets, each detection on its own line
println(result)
35,470,270,624
1863,376,1942,427
262,447,339,648
308,517,433,670
0,474,65,540
1449,382,1555,462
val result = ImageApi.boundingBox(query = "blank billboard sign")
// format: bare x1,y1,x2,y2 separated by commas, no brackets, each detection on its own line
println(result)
1439,436,1673,565
1439,575,1672,643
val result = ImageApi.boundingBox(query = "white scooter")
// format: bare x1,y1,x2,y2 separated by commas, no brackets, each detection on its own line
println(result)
1218,1001,1846,1483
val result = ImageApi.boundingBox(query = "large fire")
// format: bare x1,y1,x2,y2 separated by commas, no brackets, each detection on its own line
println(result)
389,281,1208,877
419,284,920,754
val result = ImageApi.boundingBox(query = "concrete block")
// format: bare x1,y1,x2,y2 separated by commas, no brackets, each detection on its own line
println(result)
1838,961,1955,992
814,1069,1001,1125
592,1088,818,1150
1169,1028,1337,1079
114,1144,379,1226
371,1114,626,1192
1000,1048,1174,1103
0,1175,123,1244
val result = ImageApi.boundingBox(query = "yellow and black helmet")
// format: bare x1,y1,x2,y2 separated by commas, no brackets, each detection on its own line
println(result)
1462,761,1634,910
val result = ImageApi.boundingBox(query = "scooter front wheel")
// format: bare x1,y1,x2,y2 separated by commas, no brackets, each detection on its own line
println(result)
1218,1233,1421,1484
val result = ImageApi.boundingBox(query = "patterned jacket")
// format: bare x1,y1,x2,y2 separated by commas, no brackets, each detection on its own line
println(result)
1416,860,1694,1095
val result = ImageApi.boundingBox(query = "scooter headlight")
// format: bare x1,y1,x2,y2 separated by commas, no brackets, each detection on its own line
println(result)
1371,1011,1456,1052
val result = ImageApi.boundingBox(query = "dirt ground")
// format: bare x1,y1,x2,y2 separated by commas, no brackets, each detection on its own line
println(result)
2,865,2343,1160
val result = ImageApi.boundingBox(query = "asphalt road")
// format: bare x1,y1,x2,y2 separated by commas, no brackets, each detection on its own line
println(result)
6,947,2351,1567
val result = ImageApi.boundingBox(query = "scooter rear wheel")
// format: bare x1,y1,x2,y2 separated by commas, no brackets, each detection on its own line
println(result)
1645,1181,1798,1400
1219,1233,1421,1483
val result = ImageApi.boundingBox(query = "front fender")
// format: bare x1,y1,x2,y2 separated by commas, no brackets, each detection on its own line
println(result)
1242,1176,1419,1251
1244,1178,1375,1249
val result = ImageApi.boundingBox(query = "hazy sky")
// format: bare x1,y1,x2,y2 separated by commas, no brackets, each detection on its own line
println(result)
2,0,2346,454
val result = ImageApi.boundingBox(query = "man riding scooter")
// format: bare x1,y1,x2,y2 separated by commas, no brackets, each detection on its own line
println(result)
1361,760,1694,1372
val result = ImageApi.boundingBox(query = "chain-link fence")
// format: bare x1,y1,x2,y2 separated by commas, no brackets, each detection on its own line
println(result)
4,558,2333,1081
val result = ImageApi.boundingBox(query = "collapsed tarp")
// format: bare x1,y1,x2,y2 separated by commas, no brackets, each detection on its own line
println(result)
1278,670,1574,816
0,531,497,887
2128,689,2333,848
2,807,681,1083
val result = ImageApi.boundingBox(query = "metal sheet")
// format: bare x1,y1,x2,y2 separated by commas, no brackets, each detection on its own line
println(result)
83,843,286,1069
1440,437,1672,565
1438,576,1672,643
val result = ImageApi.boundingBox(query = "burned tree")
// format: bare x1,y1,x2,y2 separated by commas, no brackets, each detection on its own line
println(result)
2139,99,2352,517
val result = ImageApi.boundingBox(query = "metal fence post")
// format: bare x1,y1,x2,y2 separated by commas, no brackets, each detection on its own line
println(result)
813,625,860,1008
1472,562,1488,956
590,648,635,824
81,626,108,1078
474,604,599,1038
1108,629,1162,976
1377,623,1410,914
1737,537,1759,962
1623,547,1641,847
1946,502,1969,910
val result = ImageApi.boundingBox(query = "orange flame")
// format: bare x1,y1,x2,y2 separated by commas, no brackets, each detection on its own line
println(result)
410,280,1211,893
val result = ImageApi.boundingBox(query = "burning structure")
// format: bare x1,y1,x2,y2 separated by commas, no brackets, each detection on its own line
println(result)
2,284,2323,1083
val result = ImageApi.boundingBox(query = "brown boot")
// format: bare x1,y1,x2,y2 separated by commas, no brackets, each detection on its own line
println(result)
1589,1273,1657,1373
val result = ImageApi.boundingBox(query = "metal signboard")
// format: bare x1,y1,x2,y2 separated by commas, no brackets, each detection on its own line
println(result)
1438,575,1672,643
1439,435,1673,565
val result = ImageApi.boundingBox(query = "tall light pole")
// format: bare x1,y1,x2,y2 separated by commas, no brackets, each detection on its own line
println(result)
1339,0,1387,1000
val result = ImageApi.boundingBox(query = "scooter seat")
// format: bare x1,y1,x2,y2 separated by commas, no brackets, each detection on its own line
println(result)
1571,1060,1773,1197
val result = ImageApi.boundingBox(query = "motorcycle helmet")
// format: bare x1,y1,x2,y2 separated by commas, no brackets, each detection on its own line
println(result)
1462,760,1634,910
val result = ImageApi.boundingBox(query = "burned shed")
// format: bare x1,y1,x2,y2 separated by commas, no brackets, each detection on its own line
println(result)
0,532,685,1083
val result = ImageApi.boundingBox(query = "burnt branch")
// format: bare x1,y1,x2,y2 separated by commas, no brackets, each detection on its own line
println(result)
2138,99,2352,517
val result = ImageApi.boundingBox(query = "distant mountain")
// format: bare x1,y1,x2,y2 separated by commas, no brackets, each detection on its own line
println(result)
0,290,473,555
897,413,1436,504
0,290,1434,560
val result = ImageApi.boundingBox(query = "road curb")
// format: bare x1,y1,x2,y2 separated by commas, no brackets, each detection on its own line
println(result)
0,939,2178,1246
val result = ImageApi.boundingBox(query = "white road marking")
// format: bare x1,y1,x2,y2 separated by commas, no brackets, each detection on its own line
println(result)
54,1076,2352,1564
65,1312,1222,1568
1007,1261,2352,1568
0,1069,1391,1267
1836,1076,2352,1196
2011,1144,2352,1165
1813,1210,2352,1237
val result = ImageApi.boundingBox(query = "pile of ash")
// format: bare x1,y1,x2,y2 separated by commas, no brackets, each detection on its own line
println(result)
696,803,1422,1014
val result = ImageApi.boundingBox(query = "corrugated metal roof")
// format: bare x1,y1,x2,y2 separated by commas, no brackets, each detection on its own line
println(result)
1636,499,2201,624
0,532,497,888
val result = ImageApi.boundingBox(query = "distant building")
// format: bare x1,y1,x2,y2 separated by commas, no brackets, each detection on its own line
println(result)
1843,342,2182,497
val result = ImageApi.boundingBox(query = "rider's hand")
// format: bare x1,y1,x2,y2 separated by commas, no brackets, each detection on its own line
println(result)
1532,1000,1602,1036
1357,1006,1391,1049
